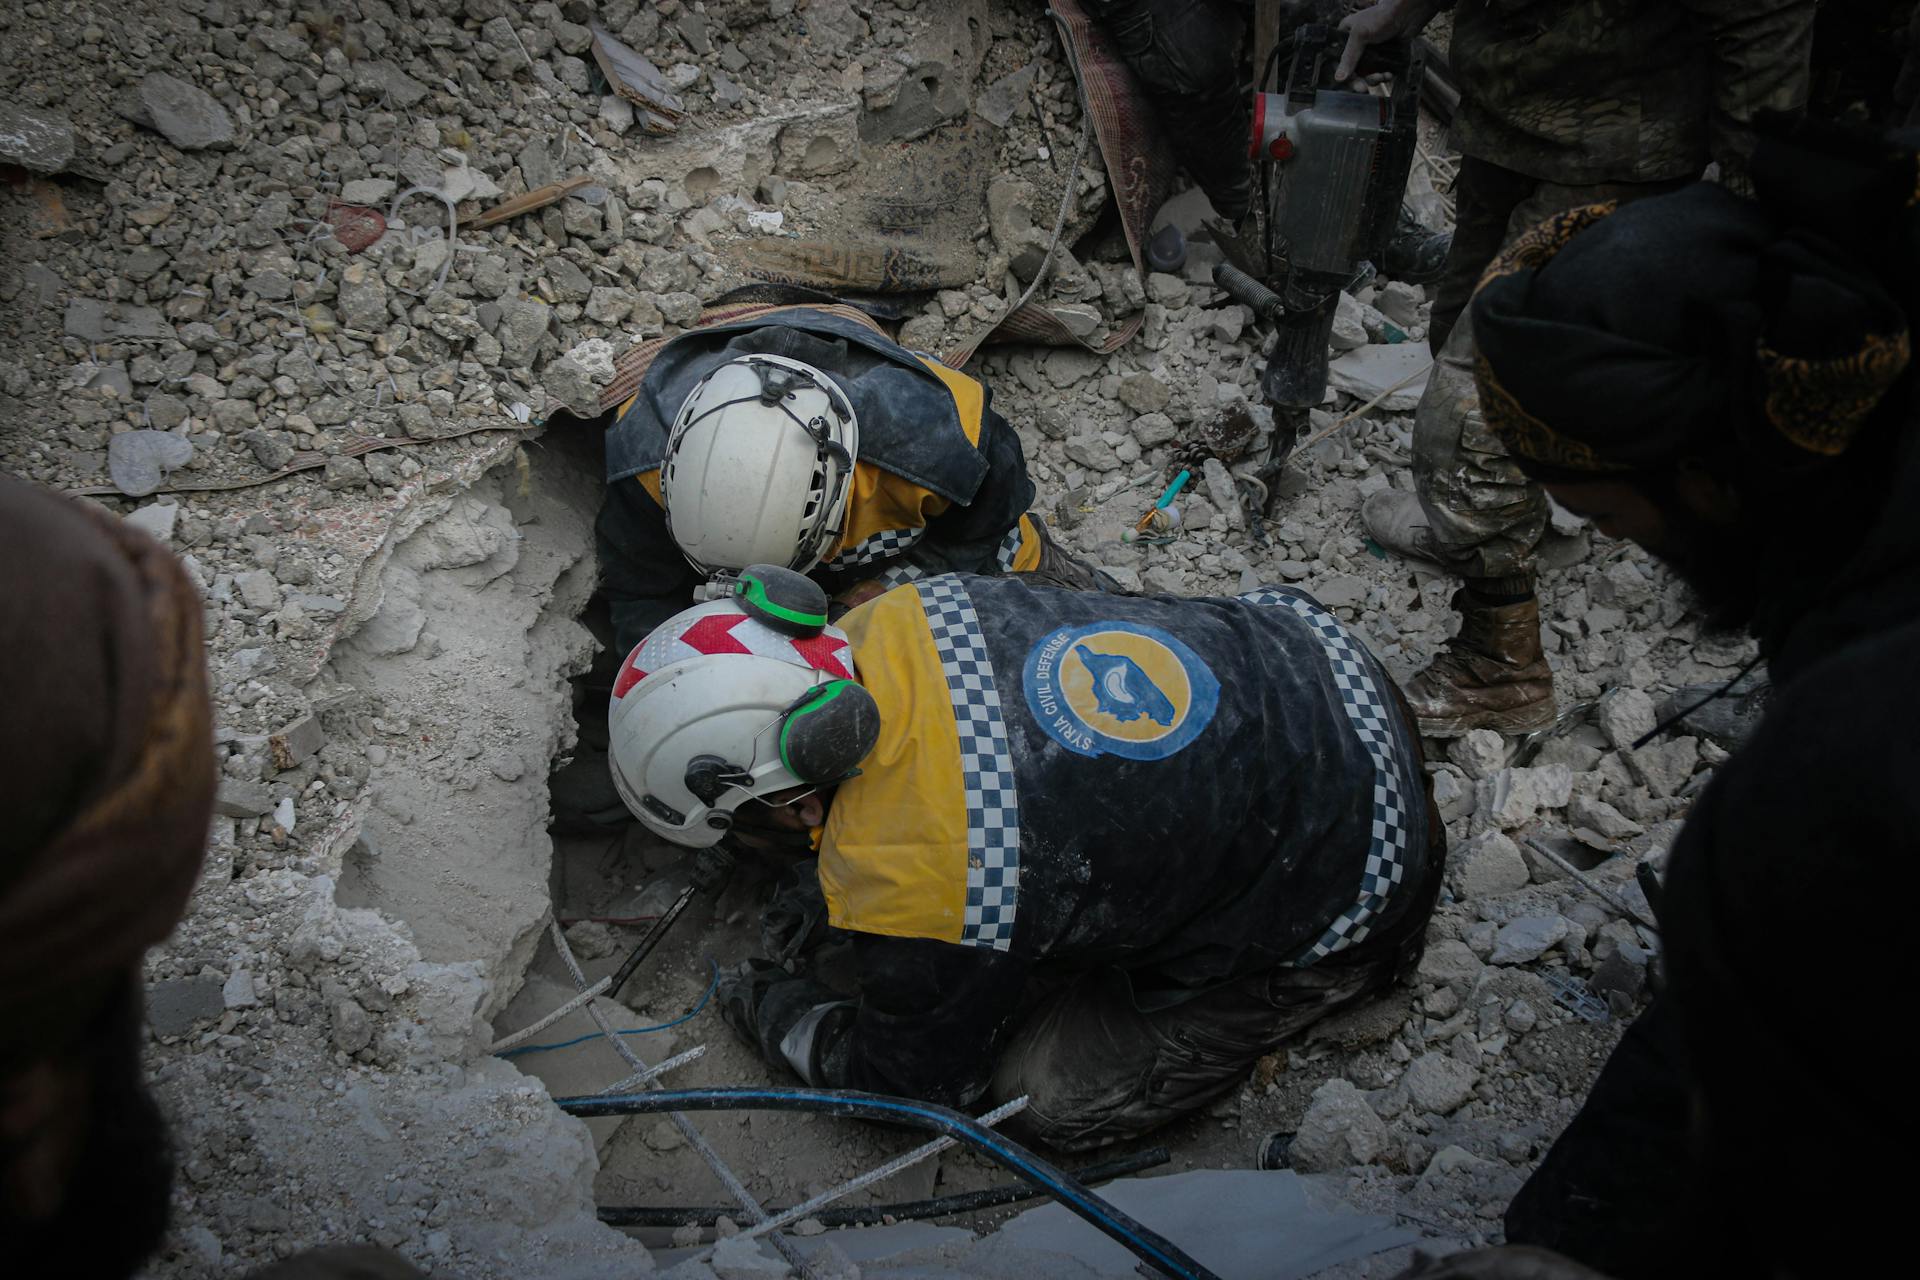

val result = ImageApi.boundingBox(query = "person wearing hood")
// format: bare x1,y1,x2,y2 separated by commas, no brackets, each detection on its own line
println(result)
1461,124,1917,1276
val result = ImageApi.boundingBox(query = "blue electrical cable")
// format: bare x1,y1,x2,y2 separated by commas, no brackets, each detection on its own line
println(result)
555,1084,1221,1280
499,959,719,1059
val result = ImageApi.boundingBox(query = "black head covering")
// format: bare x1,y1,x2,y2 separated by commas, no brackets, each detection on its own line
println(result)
1472,125,1919,481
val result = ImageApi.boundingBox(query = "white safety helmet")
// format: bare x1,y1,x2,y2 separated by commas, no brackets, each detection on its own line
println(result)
660,354,859,577
607,569,880,848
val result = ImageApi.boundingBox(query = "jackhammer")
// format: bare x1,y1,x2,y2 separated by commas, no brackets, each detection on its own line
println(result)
1214,24,1424,425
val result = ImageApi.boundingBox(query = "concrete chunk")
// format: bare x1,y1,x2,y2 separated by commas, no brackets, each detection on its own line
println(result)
122,73,234,150
270,714,326,771
0,100,76,173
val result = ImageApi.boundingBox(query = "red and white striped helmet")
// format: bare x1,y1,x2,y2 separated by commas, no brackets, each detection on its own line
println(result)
608,601,860,847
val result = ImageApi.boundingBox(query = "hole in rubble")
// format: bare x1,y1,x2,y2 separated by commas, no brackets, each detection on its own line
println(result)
456,451,1059,1250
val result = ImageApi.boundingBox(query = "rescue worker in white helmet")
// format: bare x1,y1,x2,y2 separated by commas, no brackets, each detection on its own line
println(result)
597,303,1094,659
608,564,1446,1152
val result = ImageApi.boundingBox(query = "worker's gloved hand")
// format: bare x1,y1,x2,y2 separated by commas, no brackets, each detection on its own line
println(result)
1335,0,1445,81
1390,1245,1616,1280
716,958,851,1081
761,867,832,965
716,958,791,1050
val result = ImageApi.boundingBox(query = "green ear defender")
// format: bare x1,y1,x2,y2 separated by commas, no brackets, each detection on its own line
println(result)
778,679,882,783
734,564,830,635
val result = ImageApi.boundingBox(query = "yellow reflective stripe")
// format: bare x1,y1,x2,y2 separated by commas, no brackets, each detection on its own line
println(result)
818,588,968,943
616,391,641,419
1010,514,1044,572
912,354,987,447
827,463,951,562
634,469,664,508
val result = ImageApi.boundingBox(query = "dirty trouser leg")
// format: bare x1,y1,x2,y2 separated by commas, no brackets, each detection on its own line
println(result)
987,958,1391,1153
1414,174,1691,579
1427,157,1535,354
1082,0,1252,220
991,797,1446,1152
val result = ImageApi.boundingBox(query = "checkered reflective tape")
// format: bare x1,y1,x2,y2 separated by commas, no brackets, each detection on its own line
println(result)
1239,588,1413,962
825,526,926,570
877,562,927,589
994,523,1025,572
913,576,1021,950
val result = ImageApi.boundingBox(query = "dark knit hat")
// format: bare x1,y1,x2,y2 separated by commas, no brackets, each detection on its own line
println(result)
1472,127,1919,481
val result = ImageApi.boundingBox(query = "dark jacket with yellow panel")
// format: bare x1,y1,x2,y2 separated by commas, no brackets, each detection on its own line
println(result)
752,574,1440,1108
597,310,1041,656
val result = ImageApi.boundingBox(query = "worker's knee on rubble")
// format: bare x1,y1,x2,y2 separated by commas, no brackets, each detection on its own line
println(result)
988,972,1161,1151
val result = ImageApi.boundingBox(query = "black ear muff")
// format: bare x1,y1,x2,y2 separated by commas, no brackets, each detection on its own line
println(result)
777,680,881,784
734,564,830,636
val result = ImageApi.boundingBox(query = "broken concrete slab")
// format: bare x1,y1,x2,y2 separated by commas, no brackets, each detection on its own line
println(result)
1403,1050,1479,1114
0,99,76,173
124,501,179,543
66,298,174,343
350,60,430,109
496,978,662,1149
994,1168,1417,1279
1448,830,1531,899
270,713,326,772
148,975,227,1036
1328,344,1431,411
214,778,273,819
1489,915,1573,965
1290,1078,1392,1172
120,72,234,151
976,63,1037,128
592,22,685,130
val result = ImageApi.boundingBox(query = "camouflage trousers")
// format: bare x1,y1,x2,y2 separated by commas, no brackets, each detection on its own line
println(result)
1414,159,1692,580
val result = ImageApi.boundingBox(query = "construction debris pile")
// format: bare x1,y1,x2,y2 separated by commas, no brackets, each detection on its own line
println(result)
0,1,1749,1276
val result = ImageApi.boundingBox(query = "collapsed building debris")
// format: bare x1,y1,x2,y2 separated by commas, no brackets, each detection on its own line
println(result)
0,1,1743,1276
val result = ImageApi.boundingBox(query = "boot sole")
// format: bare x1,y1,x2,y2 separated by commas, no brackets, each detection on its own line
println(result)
1415,700,1557,738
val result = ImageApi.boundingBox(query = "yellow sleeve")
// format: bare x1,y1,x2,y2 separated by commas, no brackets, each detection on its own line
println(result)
1009,513,1044,573
634,469,663,507
911,355,986,446
817,587,970,943
826,463,952,562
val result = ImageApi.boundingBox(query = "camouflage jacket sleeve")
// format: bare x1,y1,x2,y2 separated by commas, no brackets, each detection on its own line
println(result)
1680,0,1815,186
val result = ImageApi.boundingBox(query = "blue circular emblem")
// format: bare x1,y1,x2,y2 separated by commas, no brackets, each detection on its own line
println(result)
1022,622,1220,760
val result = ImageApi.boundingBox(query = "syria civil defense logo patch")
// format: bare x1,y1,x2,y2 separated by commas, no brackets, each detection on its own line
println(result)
1022,621,1219,760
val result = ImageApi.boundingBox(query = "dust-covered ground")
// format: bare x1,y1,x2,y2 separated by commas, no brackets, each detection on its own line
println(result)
0,2,1740,1277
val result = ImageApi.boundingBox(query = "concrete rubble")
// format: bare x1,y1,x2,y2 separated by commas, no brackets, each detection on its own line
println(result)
0,0,1748,1275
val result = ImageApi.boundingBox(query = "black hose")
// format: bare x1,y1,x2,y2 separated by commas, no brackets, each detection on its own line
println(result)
597,1146,1172,1230
556,1087,1221,1280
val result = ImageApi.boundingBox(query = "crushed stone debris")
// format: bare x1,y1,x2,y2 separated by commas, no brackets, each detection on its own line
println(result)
0,1,1748,1275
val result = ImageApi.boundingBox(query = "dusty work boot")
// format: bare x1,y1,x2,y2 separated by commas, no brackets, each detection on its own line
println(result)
1362,489,1446,568
1380,209,1453,285
1404,583,1556,737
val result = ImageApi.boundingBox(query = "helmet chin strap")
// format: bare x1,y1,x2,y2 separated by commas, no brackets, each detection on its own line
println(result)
720,820,818,853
